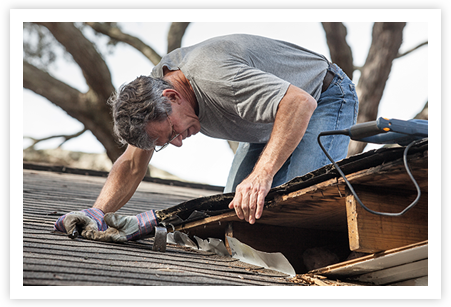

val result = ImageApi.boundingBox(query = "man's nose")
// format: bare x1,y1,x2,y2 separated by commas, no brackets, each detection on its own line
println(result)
170,134,183,147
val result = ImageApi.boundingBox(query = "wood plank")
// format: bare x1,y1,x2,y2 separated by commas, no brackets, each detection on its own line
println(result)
346,186,428,253
175,211,238,231
310,241,428,277
173,213,237,242
350,259,428,285
172,176,349,232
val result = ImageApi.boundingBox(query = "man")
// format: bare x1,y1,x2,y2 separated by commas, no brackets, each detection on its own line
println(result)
54,34,358,242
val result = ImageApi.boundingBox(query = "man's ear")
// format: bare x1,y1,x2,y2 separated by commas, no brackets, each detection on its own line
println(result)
162,89,180,104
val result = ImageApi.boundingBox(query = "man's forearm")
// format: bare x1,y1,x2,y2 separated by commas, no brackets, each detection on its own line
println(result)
229,85,317,224
93,145,153,213
253,85,317,178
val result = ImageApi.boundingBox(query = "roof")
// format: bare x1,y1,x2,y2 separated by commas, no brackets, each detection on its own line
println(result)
19,139,430,291
22,166,301,287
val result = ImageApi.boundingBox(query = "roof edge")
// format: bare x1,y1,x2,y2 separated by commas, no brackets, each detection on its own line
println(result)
23,162,224,192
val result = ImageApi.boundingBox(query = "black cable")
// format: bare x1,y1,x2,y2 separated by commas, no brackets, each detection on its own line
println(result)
317,131,422,216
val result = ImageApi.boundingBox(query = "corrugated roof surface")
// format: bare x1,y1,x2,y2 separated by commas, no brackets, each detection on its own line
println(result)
23,167,299,286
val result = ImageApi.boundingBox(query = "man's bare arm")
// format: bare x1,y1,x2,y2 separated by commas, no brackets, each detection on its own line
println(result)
229,84,317,224
92,144,153,213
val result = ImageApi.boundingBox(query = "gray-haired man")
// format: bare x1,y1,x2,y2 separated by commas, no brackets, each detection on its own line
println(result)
54,34,358,241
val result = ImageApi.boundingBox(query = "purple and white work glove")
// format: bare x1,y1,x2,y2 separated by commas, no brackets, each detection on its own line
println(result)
83,210,159,243
54,208,108,238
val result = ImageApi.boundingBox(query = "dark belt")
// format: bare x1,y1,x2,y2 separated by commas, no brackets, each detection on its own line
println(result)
321,69,335,93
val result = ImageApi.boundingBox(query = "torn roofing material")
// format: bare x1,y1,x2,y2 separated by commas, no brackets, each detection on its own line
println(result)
157,139,428,229
226,236,296,277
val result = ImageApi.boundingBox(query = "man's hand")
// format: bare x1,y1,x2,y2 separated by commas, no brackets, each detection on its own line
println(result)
228,172,272,224
82,210,158,243
54,208,108,236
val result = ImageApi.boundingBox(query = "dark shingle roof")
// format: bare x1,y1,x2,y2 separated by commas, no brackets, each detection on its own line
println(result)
23,140,428,287
23,167,299,286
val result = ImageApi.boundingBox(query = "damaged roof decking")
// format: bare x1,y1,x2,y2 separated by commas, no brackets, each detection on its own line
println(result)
23,168,298,286
160,140,428,233
158,140,428,274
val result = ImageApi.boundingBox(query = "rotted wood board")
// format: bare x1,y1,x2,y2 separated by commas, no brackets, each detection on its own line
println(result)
175,149,427,235
343,151,428,191
343,151,428,253
346,187,428,253
174,176,348,233
159,141,428,225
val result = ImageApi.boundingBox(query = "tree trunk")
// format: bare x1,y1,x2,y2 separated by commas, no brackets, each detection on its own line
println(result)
347,22,406,156
24,22,125,162
23,22,194,163
321,22,354,80
86,22,162,65
414,101,428,120
36,22,115,102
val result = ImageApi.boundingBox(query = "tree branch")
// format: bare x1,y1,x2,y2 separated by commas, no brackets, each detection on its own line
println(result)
24,127,88,150
34,22,115,102
352,41,428,71
86,22,162,65
23,60,84,114
396,41,428,59
167,22,190,53
24,60,125,162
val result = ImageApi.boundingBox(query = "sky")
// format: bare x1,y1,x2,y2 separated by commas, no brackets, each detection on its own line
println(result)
8,4,445,301
22,19,430,186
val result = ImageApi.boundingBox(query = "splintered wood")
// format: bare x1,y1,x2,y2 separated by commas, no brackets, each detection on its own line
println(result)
290,274,366,286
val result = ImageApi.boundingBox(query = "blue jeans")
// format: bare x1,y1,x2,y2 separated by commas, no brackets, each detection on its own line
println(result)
224,64,359,193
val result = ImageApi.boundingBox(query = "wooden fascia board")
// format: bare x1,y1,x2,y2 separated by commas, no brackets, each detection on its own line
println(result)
308,240,428,277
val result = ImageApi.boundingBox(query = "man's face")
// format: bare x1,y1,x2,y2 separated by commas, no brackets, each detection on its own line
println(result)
146,103,201,149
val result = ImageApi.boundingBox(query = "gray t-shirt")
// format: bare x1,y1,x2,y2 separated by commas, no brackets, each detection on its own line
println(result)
151,34,329,143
